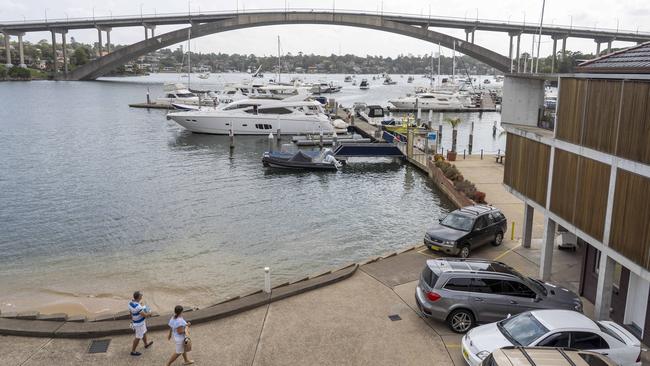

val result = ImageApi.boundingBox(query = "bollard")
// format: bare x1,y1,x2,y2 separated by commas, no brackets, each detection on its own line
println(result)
268,133,274,153
511,222,515,241
480,149,484,159
463,149,466,159
332,131,338,147
229,127,234,149
264,267,271,293
146,87,151,104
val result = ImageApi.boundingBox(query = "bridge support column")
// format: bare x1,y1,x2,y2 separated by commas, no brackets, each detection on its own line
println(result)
143,24,156,40
61,31,68,77
515,33,521,72
106,29,111,53
508,34,514,72
606,40,612,54
561,37,567,60
464,28,475,44
551,37,557,73
3,32,11,68
97,28,103,56
471,30,475,44
51,30,58,73
596,40,601,55
144,27,148,40
18,34,26,67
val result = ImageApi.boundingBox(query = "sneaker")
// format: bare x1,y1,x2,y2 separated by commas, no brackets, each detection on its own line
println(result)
130,351,142,356
144,341,154,349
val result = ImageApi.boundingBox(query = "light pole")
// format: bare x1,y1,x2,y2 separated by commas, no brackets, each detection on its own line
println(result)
45,8,48,23
140,3,143,19
569,15,573,30
535,0,546,73
92,7,95,21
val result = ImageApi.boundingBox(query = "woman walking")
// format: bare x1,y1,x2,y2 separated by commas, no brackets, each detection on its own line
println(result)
166,305,194,365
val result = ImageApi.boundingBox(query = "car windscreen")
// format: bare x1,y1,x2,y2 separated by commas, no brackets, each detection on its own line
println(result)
440,213,474,231
497,312,549,346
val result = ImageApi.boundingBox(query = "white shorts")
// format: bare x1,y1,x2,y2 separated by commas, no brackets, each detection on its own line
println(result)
134,323,147,339
175,339,185,354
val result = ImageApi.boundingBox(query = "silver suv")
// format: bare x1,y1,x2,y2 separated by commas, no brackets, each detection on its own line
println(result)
415,258,583,333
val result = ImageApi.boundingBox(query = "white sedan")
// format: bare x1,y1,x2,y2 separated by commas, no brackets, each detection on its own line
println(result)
461,309,641,366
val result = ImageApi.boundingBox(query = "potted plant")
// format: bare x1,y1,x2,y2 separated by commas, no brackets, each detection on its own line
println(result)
444,117,461,161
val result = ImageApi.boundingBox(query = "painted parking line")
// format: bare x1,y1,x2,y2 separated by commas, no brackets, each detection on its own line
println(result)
417,248,439,258
445,344,460,348
492,244,521,261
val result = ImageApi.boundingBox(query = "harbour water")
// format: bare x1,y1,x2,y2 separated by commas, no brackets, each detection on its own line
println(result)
0,73,504,316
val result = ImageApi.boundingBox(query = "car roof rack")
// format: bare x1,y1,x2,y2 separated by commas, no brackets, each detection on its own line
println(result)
557,348,577,366
517,347,537,366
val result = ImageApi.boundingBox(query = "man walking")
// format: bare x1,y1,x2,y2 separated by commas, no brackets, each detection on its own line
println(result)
129,291,153,356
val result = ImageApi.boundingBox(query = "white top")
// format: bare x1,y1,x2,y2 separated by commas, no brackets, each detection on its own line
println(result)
168,316,188,343
128,300,145,325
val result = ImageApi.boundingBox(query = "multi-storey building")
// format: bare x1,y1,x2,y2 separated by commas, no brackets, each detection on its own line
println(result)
501,42,650,344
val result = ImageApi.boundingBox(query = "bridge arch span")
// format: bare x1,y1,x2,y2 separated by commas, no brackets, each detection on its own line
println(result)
69,12,511,80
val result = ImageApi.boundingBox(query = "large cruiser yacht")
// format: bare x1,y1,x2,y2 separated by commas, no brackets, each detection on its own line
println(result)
167,99,334,135
388,90,472,110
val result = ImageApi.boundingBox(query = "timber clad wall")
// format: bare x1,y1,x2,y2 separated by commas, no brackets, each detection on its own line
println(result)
503,133,550,206
550,149,609,241
557,77,650,165
556,78,587,145
610,170,650,271
617,81,650,165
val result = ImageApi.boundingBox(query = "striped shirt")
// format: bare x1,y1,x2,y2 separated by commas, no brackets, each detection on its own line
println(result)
129,300,145,324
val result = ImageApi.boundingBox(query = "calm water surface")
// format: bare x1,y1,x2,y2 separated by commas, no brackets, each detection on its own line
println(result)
0,74,503,314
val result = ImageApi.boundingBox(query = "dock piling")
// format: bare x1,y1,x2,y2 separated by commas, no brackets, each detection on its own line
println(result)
229,127,235,149
319,129,323,149
427,109,433,129
268,133,274,152
468,122,474,155
146,88,151,105
277,128,282,141
264,267,271,293
332,131,338,147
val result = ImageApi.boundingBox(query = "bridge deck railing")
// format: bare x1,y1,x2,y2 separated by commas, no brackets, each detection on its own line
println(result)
2,8,648,36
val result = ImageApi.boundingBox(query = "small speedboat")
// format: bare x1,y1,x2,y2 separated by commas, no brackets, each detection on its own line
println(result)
262,149,341,171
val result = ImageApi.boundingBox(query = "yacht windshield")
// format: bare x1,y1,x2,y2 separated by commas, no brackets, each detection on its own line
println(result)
497,313,549,346
176,93,195,98
440,213,474,231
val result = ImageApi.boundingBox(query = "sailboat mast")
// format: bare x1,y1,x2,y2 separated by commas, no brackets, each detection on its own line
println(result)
187,28,191,89
452,41,456,82
437,43,441,87
277,36,281,83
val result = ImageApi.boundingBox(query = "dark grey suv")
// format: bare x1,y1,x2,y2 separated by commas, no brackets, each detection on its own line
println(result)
415,258,583,333
424,205,507,258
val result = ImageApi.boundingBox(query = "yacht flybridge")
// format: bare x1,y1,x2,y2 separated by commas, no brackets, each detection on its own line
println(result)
388,91,472,111
156,83,205,107
167,99,335,135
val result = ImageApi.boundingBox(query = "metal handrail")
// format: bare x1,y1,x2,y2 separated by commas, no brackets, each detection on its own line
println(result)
1,7,648,36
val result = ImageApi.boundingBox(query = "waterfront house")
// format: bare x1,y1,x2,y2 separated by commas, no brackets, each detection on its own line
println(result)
501,41,650,344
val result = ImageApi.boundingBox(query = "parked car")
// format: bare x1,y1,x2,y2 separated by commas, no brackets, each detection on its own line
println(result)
415,258,583,333
462,310,642,366
481,346,618,366
424,205,507,258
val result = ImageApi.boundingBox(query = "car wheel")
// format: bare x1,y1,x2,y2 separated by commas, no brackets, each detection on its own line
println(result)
447,309,475,333
459,244,471,259
492,232,504,246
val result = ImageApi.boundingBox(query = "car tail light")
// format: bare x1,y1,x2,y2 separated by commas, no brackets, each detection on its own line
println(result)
426,291,441,302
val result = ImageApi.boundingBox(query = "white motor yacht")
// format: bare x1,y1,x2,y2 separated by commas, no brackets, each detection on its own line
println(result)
156,83,207,107
359,79,370,90
388,92,472,110
167,99,334,135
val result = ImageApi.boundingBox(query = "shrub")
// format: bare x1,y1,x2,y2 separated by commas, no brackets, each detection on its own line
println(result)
8,66,31,80
0,64,6,78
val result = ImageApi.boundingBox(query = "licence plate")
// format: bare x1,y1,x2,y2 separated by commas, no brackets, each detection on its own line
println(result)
462,346,469,360
429,245,440,251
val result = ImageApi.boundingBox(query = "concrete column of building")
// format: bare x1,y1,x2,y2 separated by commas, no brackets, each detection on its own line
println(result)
61,31,68,76
522,204,534,249
594,253,616,320
18,34,26,67
97,28,103,57
515,33,521,73
3,32,11,67
551,37,558,73
51,30,58,73
539,216,556,281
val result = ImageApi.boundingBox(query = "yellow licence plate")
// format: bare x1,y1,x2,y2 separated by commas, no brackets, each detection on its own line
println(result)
429,245,440,251
462,346,469,360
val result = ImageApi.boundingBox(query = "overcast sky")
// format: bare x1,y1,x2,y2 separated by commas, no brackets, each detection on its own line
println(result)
1,0,647,58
